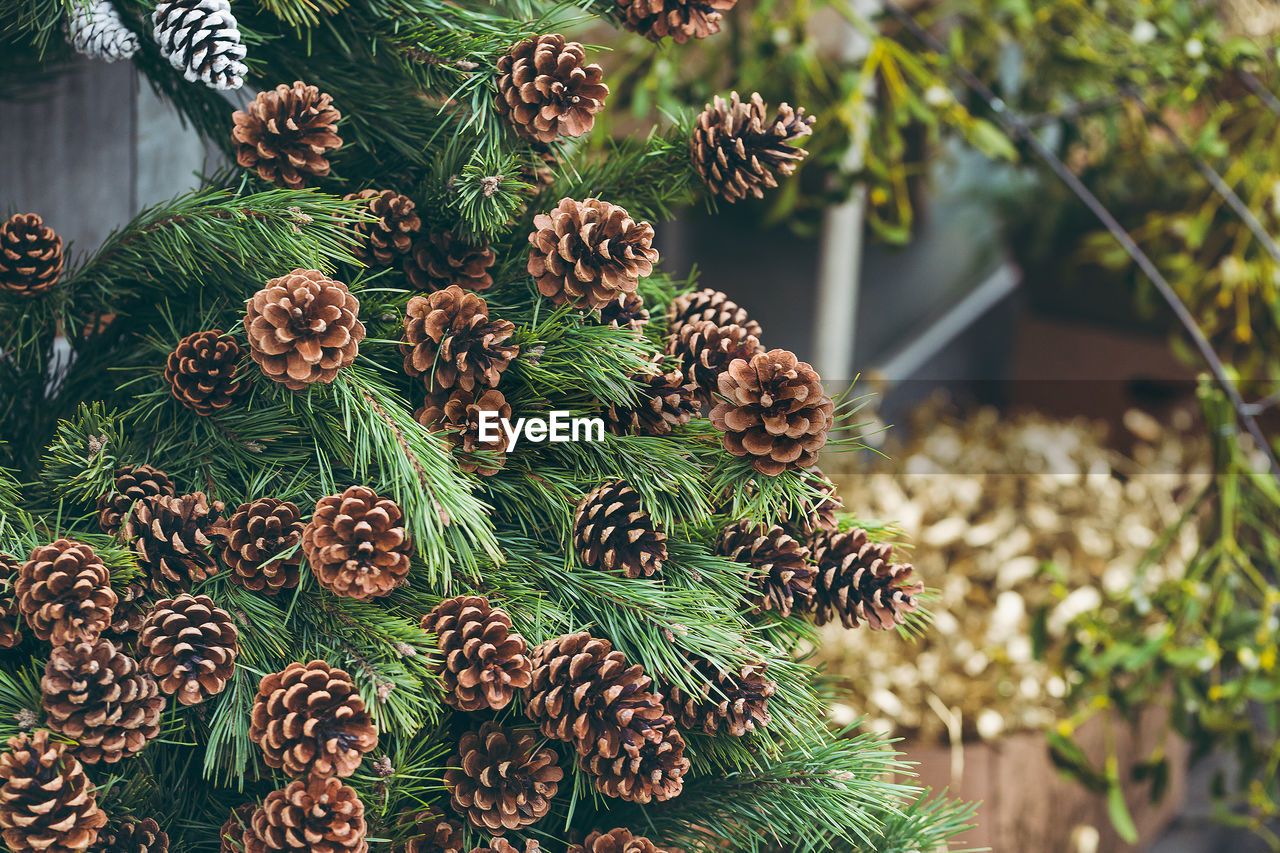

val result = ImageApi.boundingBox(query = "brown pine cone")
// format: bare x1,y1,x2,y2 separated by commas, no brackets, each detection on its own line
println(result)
469,840,539,853
495,35,608,143
249,660,378,778
88,818,169,853
164,330,248,417
222,498,305,593
592,292,649,334
524,632,668,757
395,807,463,853
244,269,365,391
709,349,834,476
302,486,412,600
716,521,815,618
415,389,512,477
0,730,107,853
401,287,518,394
232,81,343,189
421,596,531,712
812,528,923,630
578,723,687,803
404,231,496,293
604,357,697,437
16,539,117,645
573,481,667,579
617,0,737,43
567,828,672,853
0,213,64,297
344,190,421,267
97,465,176,536
104,581,149,649
0,553,20,649
786,469,842,539
220,804,256,853
244,777,367,853
690,92,813,203
664,657,774,736
137,594,239,706
527,198,658,309
666,320,763,403
666,288,762,341
124,493,226,593
41,637,164,764
443,722,562,834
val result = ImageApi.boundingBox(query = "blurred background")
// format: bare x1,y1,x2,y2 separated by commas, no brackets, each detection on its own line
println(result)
6,0,1280,850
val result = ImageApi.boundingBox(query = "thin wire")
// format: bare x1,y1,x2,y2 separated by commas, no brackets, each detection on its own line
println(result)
1238,70,1280,118
881,2,1280,480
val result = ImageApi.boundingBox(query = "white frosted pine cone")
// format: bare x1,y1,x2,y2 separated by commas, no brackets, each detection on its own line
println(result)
67,0,140,62
151,0,247,91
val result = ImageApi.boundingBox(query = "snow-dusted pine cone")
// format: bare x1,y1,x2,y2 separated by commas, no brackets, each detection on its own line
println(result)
495,34,608,143
573,481,667,578
16,539,117,645
97,464,176,536
716,521,815,618
666,288,762,341
691,92,813,203
616,0,737,43
41,637,164,764
164,329,248,417
343,190,421,267
244,777,368,853
812,528,923,630
443,722,562,834
0,213,64,298
151,0,247,90
222,498,305,593
124,492,226,593
567,828,672,853
67,0,140,62
245,269,365,390
137,594,239,706
303,486,412,600
404,231,495,293
401,286,518,393
421,596,532,712
249,660,378,778
0,730,107,853
663,656,775,736
232,81,342,187
527,197,658,309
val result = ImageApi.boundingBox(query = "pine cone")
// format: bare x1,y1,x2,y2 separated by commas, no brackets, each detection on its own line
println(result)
524,632,668,756
666,288,761,340
103,581,148,650
220,804,256,853
404,231,496,293
812,529,923,630
567,828,671,853
690,92,813,203
604,357,697,437
417,389,512,476
41,637,163,764
495,35,608,143
244,269,365,390
573,481,667,579
0,730,107,853
592,292,649,334
0,213,64,298
137,594,238,706
716,522,815,618
709,349,834,476
249,660,378,778
617,0,737,43
421,596,531,712
16,540,117,645
88,818,169,853
344,190,421,267
0,553,21,649
666,320,763,403
664,657,774,736
527,198,658,309
578,723,687,803
401,287,518,394
469,840,539,853
244,777,367,853
395,807,463,853
124,493,226,593
151,0,247,90
443,722,563,834
222,498,305,593
302,486,412,600
164,330,248,417
232,81,341,185
97,465,176,536
67,0,139,62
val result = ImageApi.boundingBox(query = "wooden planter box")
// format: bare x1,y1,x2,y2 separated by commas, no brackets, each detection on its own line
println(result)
902,710,1187,852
